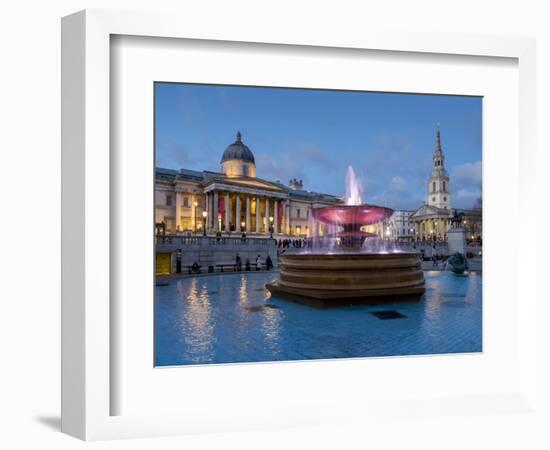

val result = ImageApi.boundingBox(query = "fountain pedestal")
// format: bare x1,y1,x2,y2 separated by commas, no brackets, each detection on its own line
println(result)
265,176,426,307
266,252,425,307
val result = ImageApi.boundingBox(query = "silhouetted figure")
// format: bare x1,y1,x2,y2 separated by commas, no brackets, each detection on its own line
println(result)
255,255,262,271
245,258,251,271
266,255,273,270
235,253,242,271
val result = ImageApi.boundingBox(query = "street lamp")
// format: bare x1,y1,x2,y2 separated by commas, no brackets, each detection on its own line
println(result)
269,216,274,238
241,221,245,231
202,210,207,236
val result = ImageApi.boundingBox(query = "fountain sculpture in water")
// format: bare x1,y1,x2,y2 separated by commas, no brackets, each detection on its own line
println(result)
266,166,425,307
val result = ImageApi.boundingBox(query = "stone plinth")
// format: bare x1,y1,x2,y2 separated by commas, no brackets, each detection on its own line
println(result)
266,252,425,307
447,228,467,255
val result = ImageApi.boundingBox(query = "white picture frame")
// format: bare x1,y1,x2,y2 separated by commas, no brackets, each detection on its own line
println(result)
61,9,537,441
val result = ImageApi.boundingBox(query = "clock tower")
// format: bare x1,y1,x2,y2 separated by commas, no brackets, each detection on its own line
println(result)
427,126,451,209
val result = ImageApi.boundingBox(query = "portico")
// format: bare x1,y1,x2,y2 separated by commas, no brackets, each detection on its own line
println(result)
203,182,288,235
410,204,452,241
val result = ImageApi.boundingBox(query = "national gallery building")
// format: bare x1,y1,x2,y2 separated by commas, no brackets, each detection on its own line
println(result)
155,129,482,241
155,132,341,237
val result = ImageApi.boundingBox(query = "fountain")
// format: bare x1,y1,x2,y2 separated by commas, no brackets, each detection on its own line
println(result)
266,166,425,307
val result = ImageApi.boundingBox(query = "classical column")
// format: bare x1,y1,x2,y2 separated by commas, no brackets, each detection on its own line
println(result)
205,192,211,230
236,194,241,232
281,201,286,235
246,195,251,232
175,190,183,232
273,200,278,234
307,207,314,237
213,190,219,231
255,197,260,233
285,200,290,235
191,194,197,231
265,197,270,234
225,192,230,232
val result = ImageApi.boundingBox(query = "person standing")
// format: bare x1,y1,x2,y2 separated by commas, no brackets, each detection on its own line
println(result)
255,254,262,271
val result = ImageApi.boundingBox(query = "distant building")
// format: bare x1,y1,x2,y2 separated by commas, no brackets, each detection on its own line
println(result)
387,210,415,241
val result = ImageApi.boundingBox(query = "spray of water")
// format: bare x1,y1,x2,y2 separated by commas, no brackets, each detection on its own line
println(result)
345,165,363,206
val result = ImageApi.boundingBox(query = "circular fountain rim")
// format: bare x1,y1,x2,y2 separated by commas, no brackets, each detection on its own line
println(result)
312,203,394,227
282,251,420,258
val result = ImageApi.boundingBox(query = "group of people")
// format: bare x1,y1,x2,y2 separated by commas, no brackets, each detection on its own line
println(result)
234,253,274,271
277,238,309,249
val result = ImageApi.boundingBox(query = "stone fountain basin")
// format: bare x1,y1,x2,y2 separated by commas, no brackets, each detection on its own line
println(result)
312,204,394,227
266,252,425,307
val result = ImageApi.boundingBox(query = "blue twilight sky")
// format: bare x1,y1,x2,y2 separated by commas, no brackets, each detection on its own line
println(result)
155,83,482,210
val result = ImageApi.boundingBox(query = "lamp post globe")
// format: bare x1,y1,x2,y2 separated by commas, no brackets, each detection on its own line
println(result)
193,201,198,234
202,211,207,236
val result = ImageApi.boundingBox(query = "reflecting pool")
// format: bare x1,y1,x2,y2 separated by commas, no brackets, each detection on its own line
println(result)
155,271,482,366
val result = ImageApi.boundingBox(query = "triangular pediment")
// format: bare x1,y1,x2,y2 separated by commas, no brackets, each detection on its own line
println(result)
207,175,288,193
411,204,447,218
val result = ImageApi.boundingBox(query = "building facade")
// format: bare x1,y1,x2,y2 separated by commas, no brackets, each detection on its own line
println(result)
155,132,342,237
387,210,415,241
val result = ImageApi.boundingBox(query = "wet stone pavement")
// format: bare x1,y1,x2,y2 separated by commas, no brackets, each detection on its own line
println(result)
155,270,482,366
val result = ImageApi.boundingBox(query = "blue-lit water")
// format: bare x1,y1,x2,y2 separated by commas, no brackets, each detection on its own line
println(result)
155,271,482,366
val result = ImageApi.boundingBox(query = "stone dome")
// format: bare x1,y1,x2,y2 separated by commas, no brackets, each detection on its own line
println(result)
220,131,255,164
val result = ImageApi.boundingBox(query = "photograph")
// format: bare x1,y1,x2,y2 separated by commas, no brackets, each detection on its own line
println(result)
154,82,483,367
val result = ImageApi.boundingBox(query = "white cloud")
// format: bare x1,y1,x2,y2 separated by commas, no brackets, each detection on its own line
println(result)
452,161,482,185
389,176,406,192
255,141,337,185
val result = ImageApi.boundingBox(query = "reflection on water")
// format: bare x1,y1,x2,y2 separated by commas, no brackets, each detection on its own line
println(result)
155,272,482,366
178,277,215,364
260,301,282,358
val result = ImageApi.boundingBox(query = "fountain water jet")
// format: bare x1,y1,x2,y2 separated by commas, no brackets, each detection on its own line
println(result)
266,166,425,307
345,165,363,205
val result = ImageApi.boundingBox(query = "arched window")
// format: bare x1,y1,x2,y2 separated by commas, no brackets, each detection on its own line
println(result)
443,181,446,192
432,181,436,192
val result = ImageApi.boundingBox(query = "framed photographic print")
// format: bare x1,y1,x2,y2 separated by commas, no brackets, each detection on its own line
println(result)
62,9,538,441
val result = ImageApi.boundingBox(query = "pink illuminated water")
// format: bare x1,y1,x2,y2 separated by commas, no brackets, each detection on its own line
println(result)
304,165,395,253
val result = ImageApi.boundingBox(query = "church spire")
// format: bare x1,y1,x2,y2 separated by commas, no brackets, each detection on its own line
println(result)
427,124,451,209
432,124,445,170
435,124,442,154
